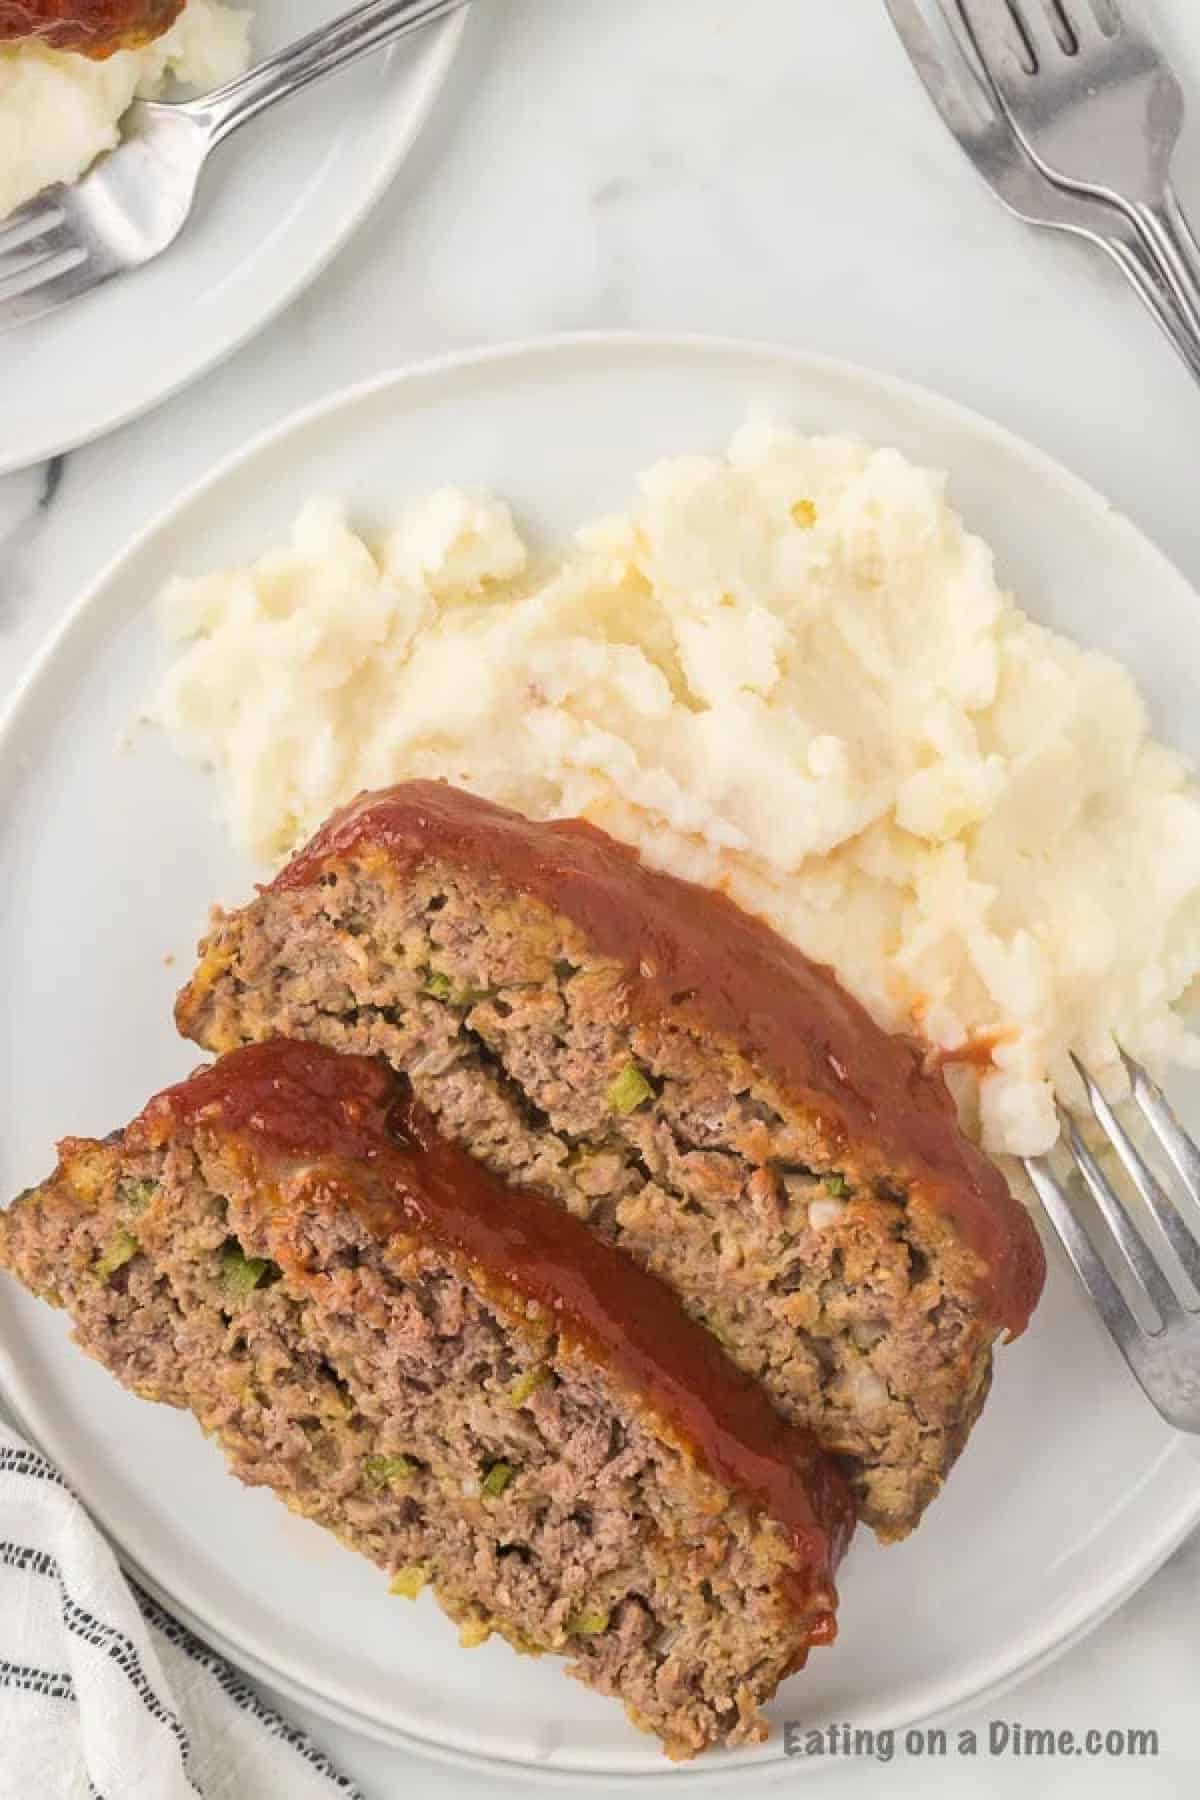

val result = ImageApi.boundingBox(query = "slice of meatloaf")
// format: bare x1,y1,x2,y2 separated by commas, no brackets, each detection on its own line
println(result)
177,781,1046,1539
0,1040,854,1761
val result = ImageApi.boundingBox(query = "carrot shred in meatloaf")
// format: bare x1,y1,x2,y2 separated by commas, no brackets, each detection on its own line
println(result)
0,1,185,53
0,1039,855,1760
178,780,1047,1538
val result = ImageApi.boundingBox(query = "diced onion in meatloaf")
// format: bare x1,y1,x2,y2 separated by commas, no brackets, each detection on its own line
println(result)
0,1039,854,1761
177,781,1046,1538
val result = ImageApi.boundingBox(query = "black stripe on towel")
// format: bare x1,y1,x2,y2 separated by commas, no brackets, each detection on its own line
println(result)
138,1589,365,1798
0,1657,76,1704
0,1540,203,1797
0,1443,69,1490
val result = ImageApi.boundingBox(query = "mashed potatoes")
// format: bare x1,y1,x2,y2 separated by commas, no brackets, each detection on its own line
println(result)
0,2,250,220
145,425,1200,1158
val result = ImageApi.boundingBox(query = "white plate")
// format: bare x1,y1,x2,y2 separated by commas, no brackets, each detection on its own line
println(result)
0,1,466,476
2,334,1199,1785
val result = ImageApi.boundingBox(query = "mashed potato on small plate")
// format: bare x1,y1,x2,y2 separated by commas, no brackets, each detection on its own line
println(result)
0,1,250,221
145,424,1200,1160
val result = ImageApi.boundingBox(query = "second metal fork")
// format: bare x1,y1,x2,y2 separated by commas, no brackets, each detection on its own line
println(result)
885,0,1200,382
957,0,1200,348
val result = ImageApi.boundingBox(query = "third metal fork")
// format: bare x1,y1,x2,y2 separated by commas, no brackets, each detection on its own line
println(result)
0,0,471,330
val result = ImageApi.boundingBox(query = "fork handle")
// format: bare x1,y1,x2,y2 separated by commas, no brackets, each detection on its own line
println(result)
1123,186,1200,350
1101,234,1200,386
1164,182,1200,290
192,0,471,147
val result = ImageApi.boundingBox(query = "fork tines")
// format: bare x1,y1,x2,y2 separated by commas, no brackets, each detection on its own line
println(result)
980,0,1122,69
1026,1052,1200,1433
0,195,84,307
0,196,63,253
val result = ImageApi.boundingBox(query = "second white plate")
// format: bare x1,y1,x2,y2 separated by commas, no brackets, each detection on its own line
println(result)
0,0,466,475
2,334,1200,1783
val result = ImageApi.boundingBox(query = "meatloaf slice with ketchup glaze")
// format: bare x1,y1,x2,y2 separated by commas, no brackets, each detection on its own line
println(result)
177,781,1046,1539
0,1041,853,1761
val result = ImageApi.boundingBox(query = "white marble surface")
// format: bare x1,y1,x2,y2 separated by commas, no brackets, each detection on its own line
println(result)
2,0,1199,1793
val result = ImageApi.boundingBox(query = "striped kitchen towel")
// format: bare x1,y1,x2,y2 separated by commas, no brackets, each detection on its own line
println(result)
0,1419,364,1800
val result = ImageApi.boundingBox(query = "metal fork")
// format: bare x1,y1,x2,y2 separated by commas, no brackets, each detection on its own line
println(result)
956,0,1200,349
1025,1052,1200,1432
0,0,471,331
884,0,1200,381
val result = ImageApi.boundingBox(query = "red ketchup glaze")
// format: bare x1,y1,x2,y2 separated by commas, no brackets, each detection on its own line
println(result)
0,0,183,54
134,1039,856,1626
271,781,1047,1337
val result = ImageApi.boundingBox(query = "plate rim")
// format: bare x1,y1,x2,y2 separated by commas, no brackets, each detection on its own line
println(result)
0,5,469,478
3,329,1199,1783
